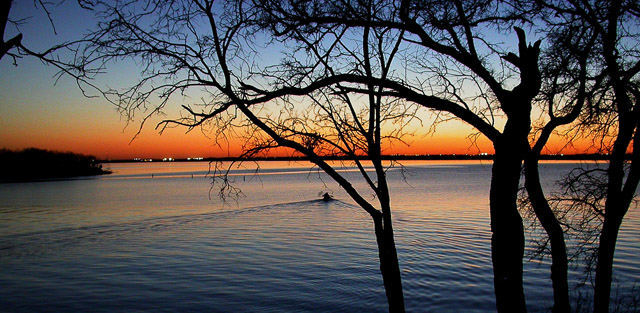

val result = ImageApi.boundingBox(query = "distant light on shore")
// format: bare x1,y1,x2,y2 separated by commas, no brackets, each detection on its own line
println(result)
133,158,154,162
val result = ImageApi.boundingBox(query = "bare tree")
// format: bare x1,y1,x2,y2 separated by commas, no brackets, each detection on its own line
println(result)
255,2,640,312
251,0,545,311
67,1,639,312
518,1,640,312
586,2,640,309
70,0,428,311
518,10,600,312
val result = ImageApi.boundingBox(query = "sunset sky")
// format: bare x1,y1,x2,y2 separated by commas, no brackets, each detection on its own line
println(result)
0,2,593,160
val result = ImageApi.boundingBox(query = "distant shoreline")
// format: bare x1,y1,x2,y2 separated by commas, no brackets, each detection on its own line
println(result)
102,153,616,163
0,148,112,183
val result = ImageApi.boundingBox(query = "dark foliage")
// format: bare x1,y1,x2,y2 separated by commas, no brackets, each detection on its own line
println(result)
0,148,111,181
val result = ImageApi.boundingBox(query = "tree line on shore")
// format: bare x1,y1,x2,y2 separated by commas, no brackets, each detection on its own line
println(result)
0,148,111,181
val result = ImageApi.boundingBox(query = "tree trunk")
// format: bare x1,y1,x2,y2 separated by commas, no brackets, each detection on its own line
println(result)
593,125,635,313
593,206,625,313
490,144,527,313
524,157,571,313
373,213,405,313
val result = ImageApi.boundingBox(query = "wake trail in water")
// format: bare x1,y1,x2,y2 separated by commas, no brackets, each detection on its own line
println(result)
0,198,357,256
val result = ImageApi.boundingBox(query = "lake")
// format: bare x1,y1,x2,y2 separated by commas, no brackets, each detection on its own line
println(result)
0,161,638,312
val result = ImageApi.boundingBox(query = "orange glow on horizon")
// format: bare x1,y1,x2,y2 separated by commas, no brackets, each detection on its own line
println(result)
0,2,629,163
0,61,618,160
1,119,611,160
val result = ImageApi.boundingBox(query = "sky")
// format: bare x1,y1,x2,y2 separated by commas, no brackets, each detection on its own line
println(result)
0,1,592,160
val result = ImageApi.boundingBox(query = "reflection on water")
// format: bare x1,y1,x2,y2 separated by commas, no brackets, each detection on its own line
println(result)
0,161,638,312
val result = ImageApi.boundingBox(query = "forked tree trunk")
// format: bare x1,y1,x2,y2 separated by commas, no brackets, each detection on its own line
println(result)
490,144,527,313
524,157,570,313
373,213,405,313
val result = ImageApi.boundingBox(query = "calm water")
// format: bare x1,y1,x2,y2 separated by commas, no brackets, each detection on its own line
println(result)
0,161,638,312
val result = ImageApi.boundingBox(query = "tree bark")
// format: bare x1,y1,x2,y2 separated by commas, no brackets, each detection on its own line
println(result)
524,157,570,313
373,212,405,313
490,141,528,313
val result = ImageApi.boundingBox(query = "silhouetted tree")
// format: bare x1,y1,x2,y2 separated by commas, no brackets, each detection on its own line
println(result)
71,1,421,311
74,0,549,311
66,1,639,312
251,1,545,311
518,8,599,312
254,2,639,312
523,1,640,312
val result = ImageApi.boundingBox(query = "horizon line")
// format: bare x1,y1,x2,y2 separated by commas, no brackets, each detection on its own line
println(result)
102,153,616,163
